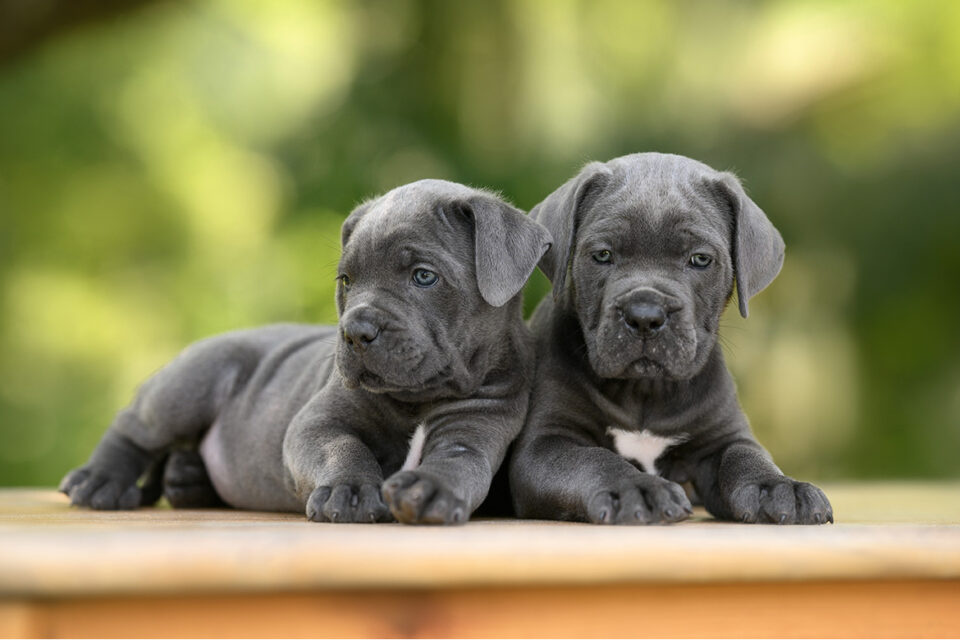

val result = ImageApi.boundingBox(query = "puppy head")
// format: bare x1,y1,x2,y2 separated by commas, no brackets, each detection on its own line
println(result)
532,153,783,381
335,179,551,399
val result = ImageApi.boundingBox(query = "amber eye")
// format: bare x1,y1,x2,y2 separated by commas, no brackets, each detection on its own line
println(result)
412,268,439,287
689,254,713,269
592,250,613,264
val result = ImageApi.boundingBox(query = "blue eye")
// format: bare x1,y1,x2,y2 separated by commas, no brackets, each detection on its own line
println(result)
592,250,613,264
689,254,712,268
412,268,439,287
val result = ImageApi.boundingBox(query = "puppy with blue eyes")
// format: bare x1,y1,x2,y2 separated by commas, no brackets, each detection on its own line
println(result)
60,179,552,524
510,153,833,525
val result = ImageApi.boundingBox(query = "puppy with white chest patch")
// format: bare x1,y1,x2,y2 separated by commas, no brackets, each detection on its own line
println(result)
510,153,833,525
60,179,551,525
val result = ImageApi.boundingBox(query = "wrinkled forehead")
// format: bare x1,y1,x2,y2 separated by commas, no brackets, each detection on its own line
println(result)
345,187,472,260
581,165,730,247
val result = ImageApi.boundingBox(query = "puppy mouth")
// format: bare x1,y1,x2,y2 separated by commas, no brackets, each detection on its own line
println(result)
624,357,666,378
590,320,699,380
356,371,420,395
358,370,389,389
339,349,447,394
346,360,422,392
593,350,669,380
352,366,461,404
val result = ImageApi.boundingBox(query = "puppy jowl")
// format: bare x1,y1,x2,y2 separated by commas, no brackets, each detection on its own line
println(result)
510,152,833,526
61,180,551,525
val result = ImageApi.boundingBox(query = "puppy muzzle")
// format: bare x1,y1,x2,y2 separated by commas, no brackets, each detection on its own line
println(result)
591,287,697,380
336,304,439,392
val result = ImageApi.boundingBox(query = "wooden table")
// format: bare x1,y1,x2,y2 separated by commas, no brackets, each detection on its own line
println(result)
1,484,959,638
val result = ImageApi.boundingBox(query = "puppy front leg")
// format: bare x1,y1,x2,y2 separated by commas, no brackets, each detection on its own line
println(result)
283,403,391,523
381,425,499,525
381,398,523,525
511,432,692,524
694,438,833,524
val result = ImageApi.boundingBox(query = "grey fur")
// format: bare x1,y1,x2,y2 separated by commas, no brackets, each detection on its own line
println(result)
60,179,552,525
510,153,832,525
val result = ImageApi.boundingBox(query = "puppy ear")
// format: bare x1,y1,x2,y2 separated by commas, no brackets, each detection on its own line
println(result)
341,199,375,247
529,162,612,297
464,194,553,307
713,172,785,318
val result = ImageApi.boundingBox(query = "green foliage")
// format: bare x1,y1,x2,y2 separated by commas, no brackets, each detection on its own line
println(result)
1,0,958,485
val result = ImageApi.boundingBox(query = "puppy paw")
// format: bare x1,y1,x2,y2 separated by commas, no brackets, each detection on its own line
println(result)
381,470,468,525
58,466,141,510
163,450,225,509
306,483,391,523
728,477,833,524
587,475,693,525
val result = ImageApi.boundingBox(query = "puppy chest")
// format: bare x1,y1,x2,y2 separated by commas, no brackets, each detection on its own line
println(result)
606,427,686,476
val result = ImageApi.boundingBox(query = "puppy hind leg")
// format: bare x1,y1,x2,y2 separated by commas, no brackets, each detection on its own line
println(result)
58,417,157,510
60,337,252,510
162,449,226,509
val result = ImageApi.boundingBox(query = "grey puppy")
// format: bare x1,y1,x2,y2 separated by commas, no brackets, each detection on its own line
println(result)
60,179,552,524
510,153,833,525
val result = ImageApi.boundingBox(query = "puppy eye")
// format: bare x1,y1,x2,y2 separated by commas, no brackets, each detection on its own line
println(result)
412,268,439,288
592,250,613,264
338,274,351,288
689,254,712,269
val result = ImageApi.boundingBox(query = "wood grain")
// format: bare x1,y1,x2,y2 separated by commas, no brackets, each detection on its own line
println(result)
1,485,958,638
2,485,959,596
3,581,959,638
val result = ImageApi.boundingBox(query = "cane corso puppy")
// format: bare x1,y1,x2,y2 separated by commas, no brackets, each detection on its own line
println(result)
510,153,833,525
60,180,552,525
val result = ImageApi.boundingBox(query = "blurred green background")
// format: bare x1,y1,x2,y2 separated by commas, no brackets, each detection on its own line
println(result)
1,0,958,486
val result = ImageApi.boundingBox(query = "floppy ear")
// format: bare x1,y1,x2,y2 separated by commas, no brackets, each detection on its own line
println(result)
529,162,612,297
340,198,376,248
713,172,785,318
463,194,553,307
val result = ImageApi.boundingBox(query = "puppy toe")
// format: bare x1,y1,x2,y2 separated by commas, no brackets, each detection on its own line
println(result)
357,484,392,523
645,481,691,523
668,483,695,514
613,485,652,525
795,482,833,525
586,491,617,524
392,479,437,523
381,471,418,503
69,473,109,507
59,468,88,495
305,486,333,522
89,482,122,510
728,483,761,523
421,492,467,525
760,481,797,524
322,485,355,523
382,471,468,525
117,485,143,510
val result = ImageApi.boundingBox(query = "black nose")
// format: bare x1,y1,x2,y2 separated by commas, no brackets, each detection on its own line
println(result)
342,319,380,349
622,302,667,334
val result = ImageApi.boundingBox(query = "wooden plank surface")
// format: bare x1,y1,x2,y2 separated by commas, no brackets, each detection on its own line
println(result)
1,483,959,597
4,581,960,638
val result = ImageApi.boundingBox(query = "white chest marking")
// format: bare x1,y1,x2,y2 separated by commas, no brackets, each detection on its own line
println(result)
607,427,685,476
401,423,426,471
